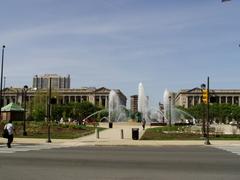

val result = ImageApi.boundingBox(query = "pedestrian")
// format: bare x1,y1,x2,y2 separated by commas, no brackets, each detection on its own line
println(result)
4,120,15,148
142,118,146,130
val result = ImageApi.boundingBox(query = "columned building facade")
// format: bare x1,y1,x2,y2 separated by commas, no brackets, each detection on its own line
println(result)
175,88,240,108
2,87,127,109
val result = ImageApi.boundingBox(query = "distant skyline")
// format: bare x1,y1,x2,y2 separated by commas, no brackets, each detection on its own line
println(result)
0,0,239,106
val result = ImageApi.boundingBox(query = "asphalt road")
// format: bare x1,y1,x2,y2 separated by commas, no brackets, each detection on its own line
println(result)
0,145,239,180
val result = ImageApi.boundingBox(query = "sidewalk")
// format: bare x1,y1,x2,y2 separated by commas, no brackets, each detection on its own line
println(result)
2,122,240,147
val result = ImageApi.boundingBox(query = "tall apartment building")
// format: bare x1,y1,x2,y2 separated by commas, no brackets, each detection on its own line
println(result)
33,74,70,89
130,95,138,113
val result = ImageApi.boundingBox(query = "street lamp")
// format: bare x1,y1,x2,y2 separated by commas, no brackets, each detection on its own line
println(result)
23,85,28,136
47,77,52,143
0,45,5,120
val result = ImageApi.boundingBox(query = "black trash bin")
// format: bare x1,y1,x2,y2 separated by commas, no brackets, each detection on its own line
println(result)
109,122,113,128
132,128,139,140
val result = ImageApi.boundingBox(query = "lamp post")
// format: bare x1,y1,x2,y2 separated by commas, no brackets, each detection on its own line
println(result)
47,77,52,143
0,45,5,119
3,76,6,97
23,85,28,136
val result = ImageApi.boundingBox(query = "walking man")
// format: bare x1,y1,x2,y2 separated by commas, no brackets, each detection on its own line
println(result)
4,120,15,148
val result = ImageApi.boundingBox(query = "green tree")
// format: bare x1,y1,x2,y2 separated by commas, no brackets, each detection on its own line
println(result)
231,105,240,122
78,101,97,120
31,90,47,121
97,109,108,122
32,104,46,121
51,104,65,121
179,103,240,124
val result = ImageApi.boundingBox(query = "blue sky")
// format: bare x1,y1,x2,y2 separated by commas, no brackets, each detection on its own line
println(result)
0,0,239,106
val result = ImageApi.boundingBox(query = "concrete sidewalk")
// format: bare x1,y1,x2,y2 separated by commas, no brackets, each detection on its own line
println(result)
2,122,240,147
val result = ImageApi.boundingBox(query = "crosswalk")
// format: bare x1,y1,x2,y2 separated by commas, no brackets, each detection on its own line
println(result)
214,144,240,156
1,142,240,155
0,143,62,154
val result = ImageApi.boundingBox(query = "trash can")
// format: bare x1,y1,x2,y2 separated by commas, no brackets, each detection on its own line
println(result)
132,128,139,140
109,122,113,128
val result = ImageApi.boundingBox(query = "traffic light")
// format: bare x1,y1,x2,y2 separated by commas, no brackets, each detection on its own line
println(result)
202,89,208,104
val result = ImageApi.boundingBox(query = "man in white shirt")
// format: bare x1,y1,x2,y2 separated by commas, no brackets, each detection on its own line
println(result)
4,120,15,148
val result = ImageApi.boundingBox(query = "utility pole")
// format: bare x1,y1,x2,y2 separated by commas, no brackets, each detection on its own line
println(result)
23,85,28,136
205,76,211,145
0,45,5,119
47,77,52,143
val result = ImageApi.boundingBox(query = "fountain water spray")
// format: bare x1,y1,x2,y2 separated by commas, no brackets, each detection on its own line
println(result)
163,89,170,122
108,90,120,122
138,82,148,121
163,89,177,125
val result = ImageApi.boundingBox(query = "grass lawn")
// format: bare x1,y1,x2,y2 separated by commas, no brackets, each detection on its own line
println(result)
141,126,240,140
0,121,103,139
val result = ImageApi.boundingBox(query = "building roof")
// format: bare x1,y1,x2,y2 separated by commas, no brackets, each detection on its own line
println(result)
1,103,24,112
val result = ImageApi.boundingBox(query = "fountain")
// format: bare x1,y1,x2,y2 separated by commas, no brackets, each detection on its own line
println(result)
138,82,149,121
108,90,120,121
163,89,177,125
146,107,166,124
82,83,196,128
163,89,195,125
163,89,170,122
137,83,169,124
82,109,107,122
81,89,128,128
108,90,128,127
174,108,196,124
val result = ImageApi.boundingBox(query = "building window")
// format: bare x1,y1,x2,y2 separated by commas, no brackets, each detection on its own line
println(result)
234,96,239,105
76,96,81,103
227,96,232,104
188,96,193,107
194,96,200,105
59,97,63,104
95,96,99,106
221,96,226,104
82,96,87,101
70,96,75,102
101,97,106,107
64,96,69,104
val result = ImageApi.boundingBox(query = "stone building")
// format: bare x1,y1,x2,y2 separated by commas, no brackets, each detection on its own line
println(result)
175,88,240,108
2,87,127,109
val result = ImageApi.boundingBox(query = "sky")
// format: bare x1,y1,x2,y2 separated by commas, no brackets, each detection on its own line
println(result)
0,0,240,107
